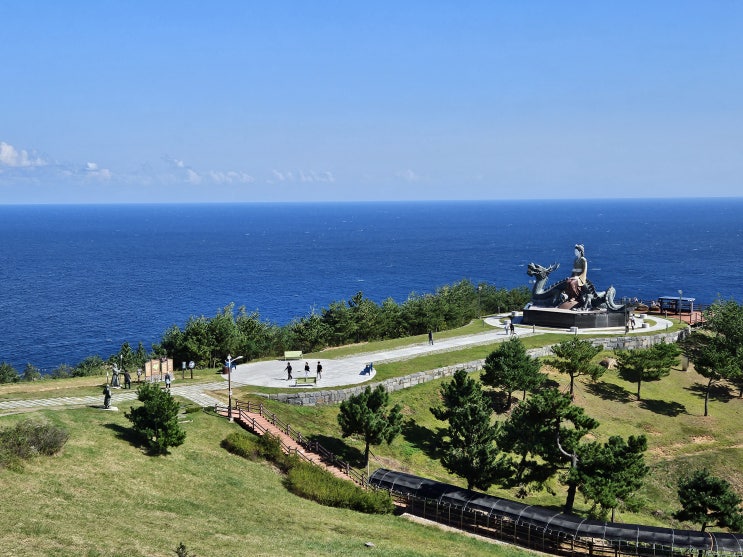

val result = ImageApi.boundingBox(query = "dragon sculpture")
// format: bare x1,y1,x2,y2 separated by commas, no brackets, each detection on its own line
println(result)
526,262,625,312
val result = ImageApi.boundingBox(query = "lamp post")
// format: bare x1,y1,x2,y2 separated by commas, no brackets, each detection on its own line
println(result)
225,354,243,421
678,289,683,319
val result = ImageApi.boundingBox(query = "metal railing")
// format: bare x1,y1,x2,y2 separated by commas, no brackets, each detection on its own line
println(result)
217,399,368,486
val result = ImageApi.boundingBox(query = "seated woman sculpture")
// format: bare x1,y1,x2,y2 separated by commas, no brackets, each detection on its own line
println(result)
565,244,588,303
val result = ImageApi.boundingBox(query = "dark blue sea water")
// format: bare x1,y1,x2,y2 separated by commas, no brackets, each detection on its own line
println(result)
1,199,741,371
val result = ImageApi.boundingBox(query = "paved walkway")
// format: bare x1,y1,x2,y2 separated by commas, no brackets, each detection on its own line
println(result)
0,313,674,414
225,312,674,388
0,381,226,415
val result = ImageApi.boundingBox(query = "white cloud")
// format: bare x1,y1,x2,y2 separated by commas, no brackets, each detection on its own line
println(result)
0,141,47,168
396,169,421,182
271,169,335,183
299,170,335,183
84,162,112,180
208,170,254,184
186,169,202,184
272,169,295,182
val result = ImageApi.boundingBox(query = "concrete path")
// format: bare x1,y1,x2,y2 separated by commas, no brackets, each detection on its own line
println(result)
225,312,674,388
0,313,674,414
0,381,226,415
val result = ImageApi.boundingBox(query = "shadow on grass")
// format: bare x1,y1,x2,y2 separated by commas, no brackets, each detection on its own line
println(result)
638,399,686,416
103,422,143,447
686,382,736,404
400,420,444,462
306,433,365,468
585,381,633,403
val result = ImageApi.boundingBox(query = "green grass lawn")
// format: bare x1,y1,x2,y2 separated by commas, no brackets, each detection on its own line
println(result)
0,403,530,557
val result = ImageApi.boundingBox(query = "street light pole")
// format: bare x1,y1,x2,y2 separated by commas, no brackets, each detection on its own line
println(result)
678,289,683,320
225,354,243,421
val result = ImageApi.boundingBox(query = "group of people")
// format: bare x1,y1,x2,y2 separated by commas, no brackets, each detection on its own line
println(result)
285,360,323,381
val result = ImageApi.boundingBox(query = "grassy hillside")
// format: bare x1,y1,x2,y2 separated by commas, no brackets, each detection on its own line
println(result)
0,402,531,557
236,356,743,529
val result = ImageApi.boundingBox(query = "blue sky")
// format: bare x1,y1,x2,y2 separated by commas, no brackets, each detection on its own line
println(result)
1,2,742,203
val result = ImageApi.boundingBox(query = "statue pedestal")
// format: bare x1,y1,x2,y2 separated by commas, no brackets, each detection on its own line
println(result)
523,306,626,329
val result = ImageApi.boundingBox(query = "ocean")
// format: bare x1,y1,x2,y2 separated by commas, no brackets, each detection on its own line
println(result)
1,199,741,372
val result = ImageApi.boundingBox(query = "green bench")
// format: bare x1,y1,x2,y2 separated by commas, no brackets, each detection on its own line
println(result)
284,351,303,360
295,376,317,386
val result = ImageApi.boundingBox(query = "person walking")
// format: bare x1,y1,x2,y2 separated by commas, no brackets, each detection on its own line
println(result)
304,361,310,377
285,362,293,380
164,372,171,390
428,331,434,345
504,321,510,336
316,361,322,380
123,370,131,389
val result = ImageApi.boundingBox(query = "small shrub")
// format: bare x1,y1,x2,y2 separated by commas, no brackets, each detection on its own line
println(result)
255,432,285,463
174,542,197,556
285,460,394,514
125,382,186,455
221,432,261,460
0,419,70,469
222,430,393,514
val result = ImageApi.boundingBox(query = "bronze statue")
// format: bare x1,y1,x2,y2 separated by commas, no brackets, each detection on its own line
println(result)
526,244,625,312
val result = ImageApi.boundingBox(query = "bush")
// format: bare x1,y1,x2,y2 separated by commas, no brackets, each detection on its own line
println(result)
285,459,394,514
0,362,20,384
125,382,186,455
221,432,261,460
223,431,393,514
0,419,70,469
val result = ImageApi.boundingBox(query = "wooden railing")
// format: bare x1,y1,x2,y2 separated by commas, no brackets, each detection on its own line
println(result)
217,399,368,486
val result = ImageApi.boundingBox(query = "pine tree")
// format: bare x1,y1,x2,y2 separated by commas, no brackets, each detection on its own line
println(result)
615,341,679,401
683,332,739,416
481,337,544,409
125,382,186,455
337,385,402,467
575,435,649,521
431,369,504,490
547,338,604,398
498,387,599,509
674,468,743,532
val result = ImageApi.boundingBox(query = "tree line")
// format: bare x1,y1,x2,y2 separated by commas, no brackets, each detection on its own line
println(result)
0,279,530,382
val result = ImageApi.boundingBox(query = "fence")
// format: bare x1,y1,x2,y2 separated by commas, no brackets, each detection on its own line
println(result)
225,399,368,486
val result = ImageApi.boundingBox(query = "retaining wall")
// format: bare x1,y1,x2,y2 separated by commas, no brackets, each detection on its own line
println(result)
263,328,689,406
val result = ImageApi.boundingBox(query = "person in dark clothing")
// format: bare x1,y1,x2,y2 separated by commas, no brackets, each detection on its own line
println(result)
285,362,293,380
316,361,322,380
103,385,111,409
123,370,131,389
428,331,434,345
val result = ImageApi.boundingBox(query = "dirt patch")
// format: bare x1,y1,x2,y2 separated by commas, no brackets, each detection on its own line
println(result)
691,435,714,444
